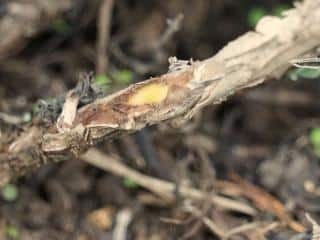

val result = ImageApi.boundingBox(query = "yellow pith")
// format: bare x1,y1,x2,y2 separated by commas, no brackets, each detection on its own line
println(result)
128,83,169,105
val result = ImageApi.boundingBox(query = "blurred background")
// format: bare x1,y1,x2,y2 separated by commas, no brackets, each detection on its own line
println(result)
1,0,320,239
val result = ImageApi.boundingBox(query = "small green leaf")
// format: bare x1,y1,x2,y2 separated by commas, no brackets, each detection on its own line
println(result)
122,177,139,189
309,128,320,157
6,225,20,239
310,128,320,146
113,70,134,85
94,74,111,88
52,19,70,34
247,7,267,27
2,184,18,202
289,68,320,81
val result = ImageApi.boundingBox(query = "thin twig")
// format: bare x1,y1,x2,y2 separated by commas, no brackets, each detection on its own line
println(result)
153,13,184,50
306,214,320,240
222,222,279,240
81,148,256,215
223,222,260,239
183,202,227,239
113,208,133,240
0,112,24,125
230,173,305,232
290,57,320,69
96,0,114,74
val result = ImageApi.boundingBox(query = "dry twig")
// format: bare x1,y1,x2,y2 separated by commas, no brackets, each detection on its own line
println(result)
81,148,256,215
291,57,320,69
153,13,184,50
230,174,305,232
96,0,115,74
306,214,320,240
183,202,227,239
113,208,133,240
